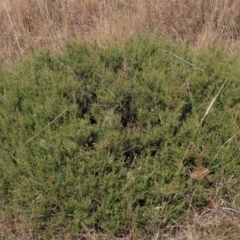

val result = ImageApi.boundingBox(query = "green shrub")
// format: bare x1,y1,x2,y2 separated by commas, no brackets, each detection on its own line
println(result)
0,36,240,238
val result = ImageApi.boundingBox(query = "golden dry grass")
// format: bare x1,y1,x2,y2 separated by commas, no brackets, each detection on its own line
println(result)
1,0,240,65
165,198,240,240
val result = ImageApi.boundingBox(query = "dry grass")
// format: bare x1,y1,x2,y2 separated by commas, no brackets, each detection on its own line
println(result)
166,203,240,240
1,0,240,65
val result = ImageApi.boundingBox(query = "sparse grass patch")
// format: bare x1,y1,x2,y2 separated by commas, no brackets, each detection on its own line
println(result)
0,36,240,239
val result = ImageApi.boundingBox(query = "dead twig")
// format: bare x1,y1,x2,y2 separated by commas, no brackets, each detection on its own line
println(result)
25,109,68,145
164,50,205,72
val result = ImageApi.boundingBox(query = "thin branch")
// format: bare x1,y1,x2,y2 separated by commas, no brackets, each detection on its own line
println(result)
197,78,227,134
121,146,138,154
176,79,227,180
164,50,205,72
25,109,68,145
210,131,239,168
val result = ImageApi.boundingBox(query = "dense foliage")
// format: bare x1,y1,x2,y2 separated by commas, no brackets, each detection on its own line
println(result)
1,36,240,239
